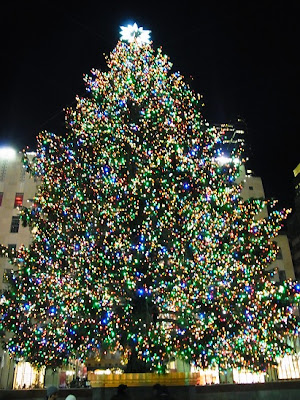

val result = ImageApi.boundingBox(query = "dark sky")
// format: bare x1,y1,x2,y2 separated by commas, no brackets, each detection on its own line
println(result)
1,1,299,209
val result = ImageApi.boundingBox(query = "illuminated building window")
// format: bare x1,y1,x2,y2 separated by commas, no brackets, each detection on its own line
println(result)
13,361,45,389
8,244,16,256
3,268,13,283
0,192,3,206
278,354,300,379
14,193,24,208
10,216,20,233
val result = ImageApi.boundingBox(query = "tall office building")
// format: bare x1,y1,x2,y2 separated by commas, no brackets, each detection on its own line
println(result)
0,148,39,290
0,147,40,389
240,169,295,282
213,121,295,282
287,163,300,279
213,118,253,167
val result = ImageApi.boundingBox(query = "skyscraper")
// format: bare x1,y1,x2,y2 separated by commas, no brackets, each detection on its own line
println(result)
0,147,40,389
287,163,300,279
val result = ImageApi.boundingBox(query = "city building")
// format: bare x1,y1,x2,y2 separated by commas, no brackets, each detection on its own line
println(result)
0,147,40,389
240,169,295,283
287,163,300,280
212,119,253,169
0,148,39,292
214,121,295,282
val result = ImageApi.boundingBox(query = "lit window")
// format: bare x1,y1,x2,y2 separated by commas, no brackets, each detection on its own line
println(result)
0,192,3,206
10,216,20,233
8,244,16,256
3,268,13,283
14,193,23,208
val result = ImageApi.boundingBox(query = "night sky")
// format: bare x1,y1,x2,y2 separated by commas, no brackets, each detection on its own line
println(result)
1,1,299,209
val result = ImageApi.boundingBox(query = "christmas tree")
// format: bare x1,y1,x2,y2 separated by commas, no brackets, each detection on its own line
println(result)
0,24,299,372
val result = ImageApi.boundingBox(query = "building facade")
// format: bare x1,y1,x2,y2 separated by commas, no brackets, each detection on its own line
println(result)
0,148,39,291
240,171,295,282
287,163,300,280
0,148,39,389
215,121,295,283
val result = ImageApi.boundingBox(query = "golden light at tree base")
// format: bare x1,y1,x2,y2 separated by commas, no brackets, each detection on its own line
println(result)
0,24,299,373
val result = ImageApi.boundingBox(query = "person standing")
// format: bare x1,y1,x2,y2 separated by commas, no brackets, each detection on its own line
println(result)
46,386,59,400
110,384,131,399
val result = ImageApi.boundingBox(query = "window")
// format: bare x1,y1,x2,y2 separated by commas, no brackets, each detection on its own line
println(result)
276,248,283,259
273,240,283,259
279,270,286,283
10,216,20,233
3,268,13,283
8,244,16,256
0,160,7,181
0,192,3,206
249,186,254,190
14,193,23,208
0,244,16,258
20,166,26,182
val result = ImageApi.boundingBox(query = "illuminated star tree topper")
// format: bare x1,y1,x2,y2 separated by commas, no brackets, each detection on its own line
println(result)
120,22,151,45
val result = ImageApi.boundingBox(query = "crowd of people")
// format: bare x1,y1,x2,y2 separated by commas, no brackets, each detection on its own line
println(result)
110,383,173,399
45,383,173,400
46,386,75,400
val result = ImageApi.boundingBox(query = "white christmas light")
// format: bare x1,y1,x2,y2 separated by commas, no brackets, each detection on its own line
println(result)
120,23,151,45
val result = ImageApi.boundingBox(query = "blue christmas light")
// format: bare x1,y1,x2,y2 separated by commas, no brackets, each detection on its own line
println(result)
49,306,57,315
